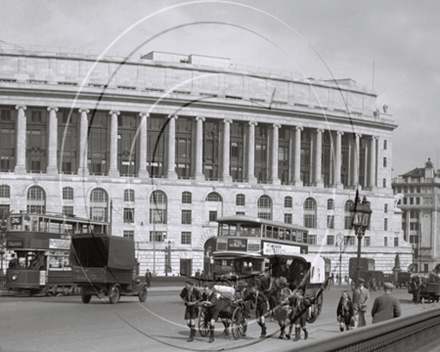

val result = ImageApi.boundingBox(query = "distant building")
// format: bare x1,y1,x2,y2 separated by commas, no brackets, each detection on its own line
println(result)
0,44,411,276
392,158,440,272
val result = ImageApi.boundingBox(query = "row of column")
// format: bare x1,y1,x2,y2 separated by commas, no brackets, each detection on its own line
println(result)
13,105,378,188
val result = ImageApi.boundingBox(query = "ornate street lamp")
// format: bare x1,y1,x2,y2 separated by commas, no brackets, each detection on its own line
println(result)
350,192,372,288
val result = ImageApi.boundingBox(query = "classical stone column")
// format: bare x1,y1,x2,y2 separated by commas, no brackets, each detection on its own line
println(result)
314,128,324,187
352,133,362,188
167,115,178,180
246,121,257,184
138,112,149,179
108,110,120,178
46,106,59,175
78,108,89,177
293,126,303,186
368,136,377,189
195,116,205,181
333,131,344,189
14,105,27,174
222,118,232,183
271,123,281,185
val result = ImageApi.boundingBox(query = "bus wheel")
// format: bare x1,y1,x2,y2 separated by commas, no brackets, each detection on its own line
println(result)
80,287,92,304
109,284,121,304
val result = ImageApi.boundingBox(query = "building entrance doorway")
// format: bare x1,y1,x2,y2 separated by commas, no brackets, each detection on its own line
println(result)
180,259,192,277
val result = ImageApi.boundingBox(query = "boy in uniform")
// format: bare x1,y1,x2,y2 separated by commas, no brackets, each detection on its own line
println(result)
286,288,312,341
180,280,201,342
243,283,269,338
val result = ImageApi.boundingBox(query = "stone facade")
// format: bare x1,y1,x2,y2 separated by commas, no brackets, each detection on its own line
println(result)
0,46,411,276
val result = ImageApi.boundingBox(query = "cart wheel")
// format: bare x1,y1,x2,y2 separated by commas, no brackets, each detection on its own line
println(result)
139,286,148,302
198,307,210,337
80,287,92,304
307,293,323,324
109,284,121,304
231,306,244,340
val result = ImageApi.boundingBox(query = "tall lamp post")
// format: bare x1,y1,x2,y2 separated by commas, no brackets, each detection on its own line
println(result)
0,249,4,275
336,233,344,285
165,240,172,276
350,193,372,288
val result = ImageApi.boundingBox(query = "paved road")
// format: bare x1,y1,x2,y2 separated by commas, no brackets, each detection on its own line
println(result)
0,285,438,352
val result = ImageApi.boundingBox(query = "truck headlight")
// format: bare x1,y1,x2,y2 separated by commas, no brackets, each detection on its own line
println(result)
11,274,18,281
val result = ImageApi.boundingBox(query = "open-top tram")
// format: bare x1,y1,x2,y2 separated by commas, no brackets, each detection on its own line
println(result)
5,212,109,295
212,215,327,323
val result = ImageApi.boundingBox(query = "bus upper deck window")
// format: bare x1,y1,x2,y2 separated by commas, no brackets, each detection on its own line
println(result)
273,227,279,240
292,231,297,242
285,230,291,241
266,226,272,238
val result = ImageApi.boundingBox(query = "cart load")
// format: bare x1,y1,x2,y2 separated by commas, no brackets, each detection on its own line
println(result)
70,233,148,304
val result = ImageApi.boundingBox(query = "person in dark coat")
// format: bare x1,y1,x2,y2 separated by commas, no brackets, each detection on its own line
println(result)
371,282,401,324
145,269,152,287
200,284,221,343
286,288,312,341
179,280,202,342
243,283,269,338
195,269,201,287
337,291,354,331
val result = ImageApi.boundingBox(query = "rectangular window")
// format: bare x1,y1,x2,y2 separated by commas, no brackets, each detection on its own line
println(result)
410,198,414,205
181,210,192,224
394,237,399,247
284,197,292,208
1,109,11,121
384,204,388,213
0,186,10,198
236,211,245,215
403,198,407,205
410,223,419,231
304,214,316,229
383,178,387,188
62,188,74,200
124,208,135,223
209,211,217,222
327,215,335,229
384,237,388,246
384,218,388,231
383,157,387,167
0,204,10,218
149,231,166,242
327,235,334,245
62,206,74,216
383,140,387,150
416,197,420,205
181,232,191,245
284,213,292,224
31,111,42,122
307,235,316,245
364,236,371,246
149,209,167,224
123,231,134,239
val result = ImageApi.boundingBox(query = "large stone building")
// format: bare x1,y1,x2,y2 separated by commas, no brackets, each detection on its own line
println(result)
393,158,440,273
0,44,411,276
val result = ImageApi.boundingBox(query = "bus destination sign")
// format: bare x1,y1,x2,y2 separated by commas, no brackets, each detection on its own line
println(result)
227,238,247,251
7,240,23,248
262,242,301,256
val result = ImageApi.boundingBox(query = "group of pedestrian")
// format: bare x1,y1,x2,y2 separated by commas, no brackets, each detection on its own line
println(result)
336,278,401,332
179,276,402,344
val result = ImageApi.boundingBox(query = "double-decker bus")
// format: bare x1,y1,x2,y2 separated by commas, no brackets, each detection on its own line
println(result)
212,215,326,322
5,212,109,295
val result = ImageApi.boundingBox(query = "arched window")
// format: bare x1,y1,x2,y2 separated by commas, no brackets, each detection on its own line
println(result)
327,199,334,210
150,190,167,224
206,192,222,202
284,196,292,208
303,197,317,228
90,188,108,221
182,191,192,204
124,189,135,202
0,185,10,198
344,200,354,229
236,194,245,206
206,192,223,222
62,187,74,200
27,186,46,214
258,195,272,220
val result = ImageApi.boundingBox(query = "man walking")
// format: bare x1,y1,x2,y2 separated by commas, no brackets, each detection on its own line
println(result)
352,278,369,328
371,282,401,324
145,269,152,287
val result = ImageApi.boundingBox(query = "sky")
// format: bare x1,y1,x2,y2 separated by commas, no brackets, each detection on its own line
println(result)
1,0,439,177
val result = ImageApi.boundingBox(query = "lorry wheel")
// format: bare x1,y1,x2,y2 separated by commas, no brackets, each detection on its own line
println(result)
80,287,92,303
109,284,121,304
139,286,148,302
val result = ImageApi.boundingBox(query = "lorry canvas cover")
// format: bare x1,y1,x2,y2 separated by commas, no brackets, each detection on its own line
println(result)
70,233,135,270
